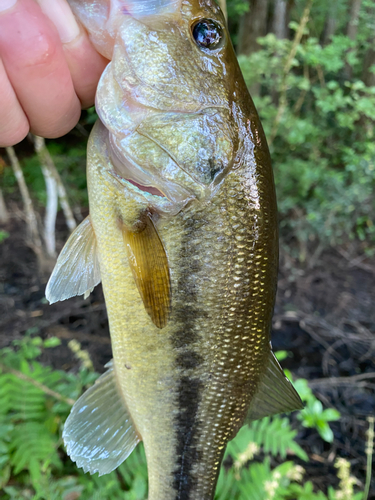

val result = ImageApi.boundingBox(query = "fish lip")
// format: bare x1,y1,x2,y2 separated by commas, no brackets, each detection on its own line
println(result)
108,142,195,205
109,169,196,216
109,169,165,199
124,178,166,198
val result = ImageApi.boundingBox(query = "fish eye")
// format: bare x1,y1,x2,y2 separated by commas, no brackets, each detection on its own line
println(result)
191,19,224,50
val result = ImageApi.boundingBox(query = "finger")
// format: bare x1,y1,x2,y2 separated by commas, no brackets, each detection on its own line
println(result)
61,32,109,109
0,0,81,139
36,0,109,109
0,57,29,147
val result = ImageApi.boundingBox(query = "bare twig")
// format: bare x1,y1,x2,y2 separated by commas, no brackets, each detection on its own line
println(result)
269,0,313,145
0,186,9,224
364,417,374,500
299,318,332,350
293,64,310,115
337,248,375,275
0,362,75,406
34,138,58,258
33,135,77,233
6,146,44,259
309,372,375,388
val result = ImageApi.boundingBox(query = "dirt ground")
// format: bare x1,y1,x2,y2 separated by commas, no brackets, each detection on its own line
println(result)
0,214,374,498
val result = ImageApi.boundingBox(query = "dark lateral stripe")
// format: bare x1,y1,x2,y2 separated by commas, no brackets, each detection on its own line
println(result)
176,351,204,370
172,215,206,499
173,376,204,499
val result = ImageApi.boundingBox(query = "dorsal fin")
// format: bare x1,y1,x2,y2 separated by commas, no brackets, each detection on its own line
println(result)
245,352,304,423
46,216,101,304
123,214,171,329
63,361,141,476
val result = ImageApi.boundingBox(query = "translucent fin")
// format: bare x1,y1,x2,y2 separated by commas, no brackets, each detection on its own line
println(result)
46,216,101,304
63,362,141,476
123,214,171,329
246,352,304,422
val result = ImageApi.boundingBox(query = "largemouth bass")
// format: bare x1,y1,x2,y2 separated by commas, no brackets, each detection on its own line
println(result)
46,0,303,498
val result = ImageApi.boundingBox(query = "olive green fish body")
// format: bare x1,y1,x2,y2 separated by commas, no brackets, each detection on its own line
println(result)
47,1,302,498
86,111,277,497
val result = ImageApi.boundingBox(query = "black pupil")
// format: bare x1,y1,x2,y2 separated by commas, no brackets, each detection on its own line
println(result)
192,20,223,49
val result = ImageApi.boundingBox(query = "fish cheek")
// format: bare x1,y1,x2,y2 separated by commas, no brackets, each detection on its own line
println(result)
138,108,238,189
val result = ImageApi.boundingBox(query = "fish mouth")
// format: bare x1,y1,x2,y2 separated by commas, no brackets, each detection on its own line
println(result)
125,178,166,198
106,133,195,215
109,141,192,203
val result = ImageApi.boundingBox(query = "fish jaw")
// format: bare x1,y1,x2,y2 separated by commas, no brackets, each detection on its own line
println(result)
67,0,182,59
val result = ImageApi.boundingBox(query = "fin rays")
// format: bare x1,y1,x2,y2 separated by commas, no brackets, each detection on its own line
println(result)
246,352,303,423
123,214,171,329
63,362,140,476
46,216,101,304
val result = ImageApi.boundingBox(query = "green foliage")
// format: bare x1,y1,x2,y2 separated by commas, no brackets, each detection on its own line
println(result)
0,230,9,243
226,416,308,462
227,0,249,18
238,29,375,255
0,333,96,498
0,338,360,499
291,378,340,443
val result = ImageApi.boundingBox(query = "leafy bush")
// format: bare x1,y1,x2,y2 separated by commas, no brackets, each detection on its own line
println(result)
238,31,375,255
0,333,365,499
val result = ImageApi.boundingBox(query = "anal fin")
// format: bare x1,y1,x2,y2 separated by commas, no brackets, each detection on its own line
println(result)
63,361,141,476
123,214,171,329
245,352,304,423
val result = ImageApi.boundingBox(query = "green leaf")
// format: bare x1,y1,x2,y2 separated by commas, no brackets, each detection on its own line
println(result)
43,338,62,348
317,423,334,443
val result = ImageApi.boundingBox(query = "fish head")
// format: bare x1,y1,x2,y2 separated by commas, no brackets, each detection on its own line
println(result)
71,0,261,213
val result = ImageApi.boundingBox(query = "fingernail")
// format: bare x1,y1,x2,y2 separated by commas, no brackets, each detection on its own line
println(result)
0,0,17,12
36,0,80,43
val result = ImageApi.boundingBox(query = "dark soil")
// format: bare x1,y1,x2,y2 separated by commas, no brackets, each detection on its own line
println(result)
0,214,374,498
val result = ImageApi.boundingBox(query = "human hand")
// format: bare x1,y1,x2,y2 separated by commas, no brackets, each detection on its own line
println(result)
0,0,109,147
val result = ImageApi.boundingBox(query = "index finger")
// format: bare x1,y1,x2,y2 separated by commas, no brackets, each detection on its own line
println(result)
36,0,109,109
0,0,81,138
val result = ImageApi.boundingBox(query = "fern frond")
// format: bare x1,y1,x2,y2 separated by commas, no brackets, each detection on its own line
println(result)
238,459,272,500
227,417,308,463
9,422,61,475
286,481,328,499
0,374,13,415
215,467,242,500
5,373,47,421
117,443,148,488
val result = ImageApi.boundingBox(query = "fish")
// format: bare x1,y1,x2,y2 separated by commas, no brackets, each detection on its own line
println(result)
46,0,303,498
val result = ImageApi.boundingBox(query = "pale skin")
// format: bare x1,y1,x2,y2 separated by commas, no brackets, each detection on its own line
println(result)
0,0,108,147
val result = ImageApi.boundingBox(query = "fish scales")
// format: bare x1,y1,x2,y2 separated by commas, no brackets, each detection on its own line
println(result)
88,134,277,499
47,0,303,498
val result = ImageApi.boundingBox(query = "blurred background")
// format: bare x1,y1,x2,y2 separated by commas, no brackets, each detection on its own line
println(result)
0,0,374,498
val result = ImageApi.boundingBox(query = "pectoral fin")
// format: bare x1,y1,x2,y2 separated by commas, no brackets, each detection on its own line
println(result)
63,361,141,476
123,214,171,329
245,352,304,422
46,216,101,304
